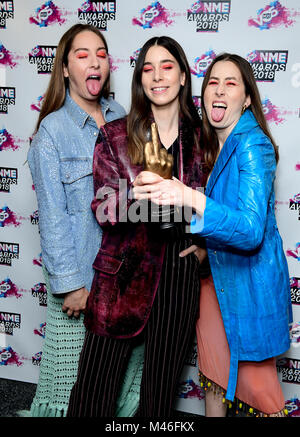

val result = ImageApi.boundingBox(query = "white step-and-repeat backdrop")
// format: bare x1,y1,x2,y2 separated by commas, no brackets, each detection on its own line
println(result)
0,0,299,417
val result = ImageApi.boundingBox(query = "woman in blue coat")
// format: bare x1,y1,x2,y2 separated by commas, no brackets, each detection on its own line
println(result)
134,53,293,416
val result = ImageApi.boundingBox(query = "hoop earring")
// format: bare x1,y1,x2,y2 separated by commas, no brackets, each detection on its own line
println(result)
241,105,247,115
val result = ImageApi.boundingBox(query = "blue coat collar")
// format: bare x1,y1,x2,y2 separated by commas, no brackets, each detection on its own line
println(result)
233,109,259,134
206,110,259,196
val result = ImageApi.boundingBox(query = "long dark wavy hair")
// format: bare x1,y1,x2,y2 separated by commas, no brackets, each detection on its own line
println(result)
33,23,110,134
127,36,201,165
201,53,279,171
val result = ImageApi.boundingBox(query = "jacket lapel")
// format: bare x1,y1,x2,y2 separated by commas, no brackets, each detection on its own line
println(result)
205,110,258,197
181,127,201,185
205,134,239,197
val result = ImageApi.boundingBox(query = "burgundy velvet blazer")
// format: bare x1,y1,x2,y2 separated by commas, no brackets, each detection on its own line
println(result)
84,117,207,339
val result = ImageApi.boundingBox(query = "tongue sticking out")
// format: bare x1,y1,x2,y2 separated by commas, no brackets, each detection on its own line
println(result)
211,107,226,122
86,78,101,96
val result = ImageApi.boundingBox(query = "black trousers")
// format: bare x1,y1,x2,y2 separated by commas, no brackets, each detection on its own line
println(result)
67,239,200,417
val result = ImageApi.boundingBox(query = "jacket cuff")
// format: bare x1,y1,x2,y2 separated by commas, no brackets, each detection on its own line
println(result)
46,269,86,295
190,233,207,249
189,211,205,235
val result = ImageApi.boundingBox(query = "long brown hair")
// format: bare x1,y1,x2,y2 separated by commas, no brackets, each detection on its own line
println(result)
33,24,110,134
127,36,201,165
201,53,279,171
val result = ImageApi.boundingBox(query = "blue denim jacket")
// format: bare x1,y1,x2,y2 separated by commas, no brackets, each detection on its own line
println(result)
28,90,126,295
191,110,292,401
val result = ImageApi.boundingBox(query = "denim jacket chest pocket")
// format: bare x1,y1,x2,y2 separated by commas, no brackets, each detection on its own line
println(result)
60,158,93,213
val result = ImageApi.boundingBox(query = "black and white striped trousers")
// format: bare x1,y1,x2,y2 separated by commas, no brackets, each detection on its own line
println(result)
67,238,200,417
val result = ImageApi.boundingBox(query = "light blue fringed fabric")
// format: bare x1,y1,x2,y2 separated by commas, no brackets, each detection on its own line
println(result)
22,267,143,417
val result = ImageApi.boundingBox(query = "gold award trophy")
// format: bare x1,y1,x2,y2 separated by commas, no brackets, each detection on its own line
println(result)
144,122,176,229
144,122,173,179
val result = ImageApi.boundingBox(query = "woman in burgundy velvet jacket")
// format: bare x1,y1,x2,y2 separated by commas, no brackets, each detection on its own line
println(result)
68,36,208,417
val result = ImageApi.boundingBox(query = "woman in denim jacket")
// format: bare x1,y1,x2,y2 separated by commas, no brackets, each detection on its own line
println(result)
27,24,127,417
143,53,293,417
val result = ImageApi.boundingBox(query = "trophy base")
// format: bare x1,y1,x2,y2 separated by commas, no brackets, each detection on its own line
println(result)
160,221,175,230
150,205,184,238
150,205,176,222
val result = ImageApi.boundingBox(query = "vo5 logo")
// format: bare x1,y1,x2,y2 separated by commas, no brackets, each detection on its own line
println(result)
0,131,7,145
194,55,213,73
34,5,53,24
137,5,159,26
253,5,278,27
191,51,217,78
132,2,173,28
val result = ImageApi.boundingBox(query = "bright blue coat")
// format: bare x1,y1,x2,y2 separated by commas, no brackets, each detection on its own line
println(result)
191,109,292,401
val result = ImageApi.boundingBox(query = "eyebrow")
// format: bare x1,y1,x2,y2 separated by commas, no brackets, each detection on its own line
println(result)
143,59,175,65
209,75,240,81
74,46,107,52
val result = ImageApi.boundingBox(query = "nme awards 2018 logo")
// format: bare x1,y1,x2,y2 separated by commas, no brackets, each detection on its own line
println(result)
31,210,39,225
29,45,56,74
29,1,67,27
0,1,14,29
32,283,47,306
32,351,42,366
78,1,116,30
247,50,288,82
0,87,15,114
187,0,231,32
130,48,141,68
290,277,300,305
289,193,300,221
248,1,300,30
277,357,300,385
132,2,174,29
0,311,21,335
0,241,19,266
0,166,18,192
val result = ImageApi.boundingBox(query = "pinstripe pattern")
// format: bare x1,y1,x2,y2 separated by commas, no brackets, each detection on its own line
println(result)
138,238,200,416
68,330,132,416
67,237,200,417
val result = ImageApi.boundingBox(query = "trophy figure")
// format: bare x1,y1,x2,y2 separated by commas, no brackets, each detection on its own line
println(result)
144,122,177,230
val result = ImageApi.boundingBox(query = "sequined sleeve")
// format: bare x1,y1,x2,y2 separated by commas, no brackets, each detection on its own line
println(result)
27,125,85,294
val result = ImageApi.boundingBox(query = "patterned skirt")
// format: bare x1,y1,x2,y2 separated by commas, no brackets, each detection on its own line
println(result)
30,267,142,417
196,275,287,417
